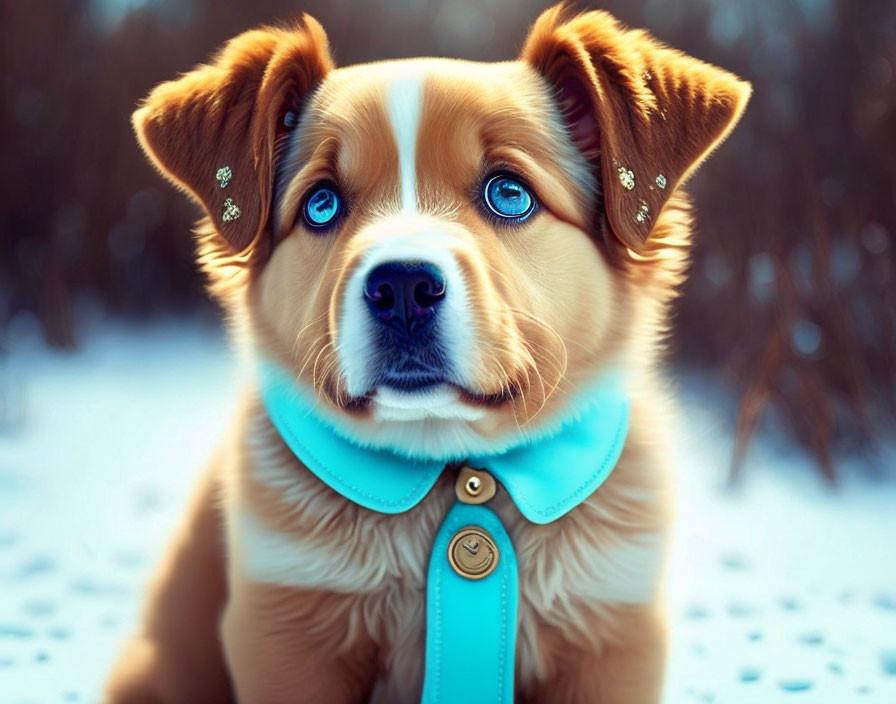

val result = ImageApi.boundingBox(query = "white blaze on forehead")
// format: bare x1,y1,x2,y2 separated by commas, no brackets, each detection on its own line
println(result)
386,70,426,212
334,71,485,453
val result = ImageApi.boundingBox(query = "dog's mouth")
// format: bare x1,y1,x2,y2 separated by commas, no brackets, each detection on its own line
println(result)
329,340,516,417
336,381,515,415
378,358,448,394
329,372,516,418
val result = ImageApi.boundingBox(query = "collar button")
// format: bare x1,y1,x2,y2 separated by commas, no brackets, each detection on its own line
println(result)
455,466,496,505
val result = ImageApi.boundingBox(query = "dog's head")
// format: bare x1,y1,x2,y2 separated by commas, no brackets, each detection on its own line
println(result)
133,7,749,459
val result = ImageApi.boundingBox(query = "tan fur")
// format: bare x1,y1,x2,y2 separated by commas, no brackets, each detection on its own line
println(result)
106,6,749,703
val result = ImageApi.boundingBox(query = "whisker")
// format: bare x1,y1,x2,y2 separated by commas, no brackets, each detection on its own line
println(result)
291,311,329,360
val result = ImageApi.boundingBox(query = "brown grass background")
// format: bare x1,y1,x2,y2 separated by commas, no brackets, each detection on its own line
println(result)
1,0,894,478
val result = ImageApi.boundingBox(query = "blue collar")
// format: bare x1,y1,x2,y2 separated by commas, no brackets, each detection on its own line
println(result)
258,362,630,524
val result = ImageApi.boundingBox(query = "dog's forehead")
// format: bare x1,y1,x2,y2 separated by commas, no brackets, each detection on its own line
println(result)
316,57,544,114
301,58,571,190
303,57,563,163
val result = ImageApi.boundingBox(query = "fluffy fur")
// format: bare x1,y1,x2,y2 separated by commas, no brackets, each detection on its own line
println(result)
105,7,749,703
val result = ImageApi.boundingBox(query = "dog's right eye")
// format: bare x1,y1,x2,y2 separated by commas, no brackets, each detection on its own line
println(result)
302,182,343,230
482,173,536,222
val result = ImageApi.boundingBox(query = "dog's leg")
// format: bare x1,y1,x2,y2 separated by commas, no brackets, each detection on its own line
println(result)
522,605,666,704
592,605,666,704
221,582,379,704
103,459,234,704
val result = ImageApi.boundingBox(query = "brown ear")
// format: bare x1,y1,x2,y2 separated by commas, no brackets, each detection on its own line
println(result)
521,6,751,249
132,16,333,252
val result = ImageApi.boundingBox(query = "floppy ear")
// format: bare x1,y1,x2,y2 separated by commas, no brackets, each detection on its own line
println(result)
521,6,751,250
132,16,333,252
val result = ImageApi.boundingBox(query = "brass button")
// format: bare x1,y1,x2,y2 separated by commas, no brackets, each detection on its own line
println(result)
455,466,496,505
448,526,499,580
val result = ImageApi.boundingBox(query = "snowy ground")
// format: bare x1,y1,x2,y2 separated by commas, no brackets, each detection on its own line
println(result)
1,319,894,703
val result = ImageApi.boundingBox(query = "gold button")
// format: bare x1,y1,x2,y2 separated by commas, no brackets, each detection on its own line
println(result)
448,526,499,580
455,466,496,505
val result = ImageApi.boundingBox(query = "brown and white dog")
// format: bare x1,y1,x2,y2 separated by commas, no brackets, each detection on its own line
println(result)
105,6,749,703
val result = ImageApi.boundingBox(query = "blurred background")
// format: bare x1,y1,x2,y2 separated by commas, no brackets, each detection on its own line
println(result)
2,0,895,476
1,1,895,702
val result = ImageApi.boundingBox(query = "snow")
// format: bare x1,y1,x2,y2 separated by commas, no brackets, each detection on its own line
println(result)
1,319,894,703
666,379,896,703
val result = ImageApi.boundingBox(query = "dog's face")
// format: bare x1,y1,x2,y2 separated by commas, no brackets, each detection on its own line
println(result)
134,8,749,459
259,58,613,455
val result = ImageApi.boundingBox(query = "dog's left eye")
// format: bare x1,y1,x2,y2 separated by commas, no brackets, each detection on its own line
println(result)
482,174,535,221
303,183,342,229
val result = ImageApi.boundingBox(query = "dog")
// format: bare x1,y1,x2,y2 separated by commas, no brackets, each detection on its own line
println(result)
104,6,749,703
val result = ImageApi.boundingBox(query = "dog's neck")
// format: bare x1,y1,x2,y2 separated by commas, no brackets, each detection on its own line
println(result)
257,361,630,523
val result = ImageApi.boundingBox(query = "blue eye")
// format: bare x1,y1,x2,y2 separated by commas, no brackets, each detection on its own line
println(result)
483,174,535,221
303,184,342,229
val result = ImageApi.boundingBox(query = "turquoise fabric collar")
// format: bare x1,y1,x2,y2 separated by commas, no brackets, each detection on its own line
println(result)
258,361,629,703
258,362,630,524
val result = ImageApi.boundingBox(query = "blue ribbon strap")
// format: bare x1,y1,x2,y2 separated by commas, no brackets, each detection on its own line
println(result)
422,502,518,704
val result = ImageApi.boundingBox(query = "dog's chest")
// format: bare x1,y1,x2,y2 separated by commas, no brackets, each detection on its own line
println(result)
231,430,666,692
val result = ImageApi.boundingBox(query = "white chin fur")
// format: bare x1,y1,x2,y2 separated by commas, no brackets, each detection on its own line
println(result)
338,383,499,461
372,385,486,422
331,413,504,462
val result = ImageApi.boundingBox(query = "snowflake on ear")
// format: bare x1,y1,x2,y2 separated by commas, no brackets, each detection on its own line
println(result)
215,166,232,188
222,197,241,223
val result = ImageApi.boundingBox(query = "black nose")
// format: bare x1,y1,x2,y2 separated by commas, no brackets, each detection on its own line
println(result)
363,261,447,337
